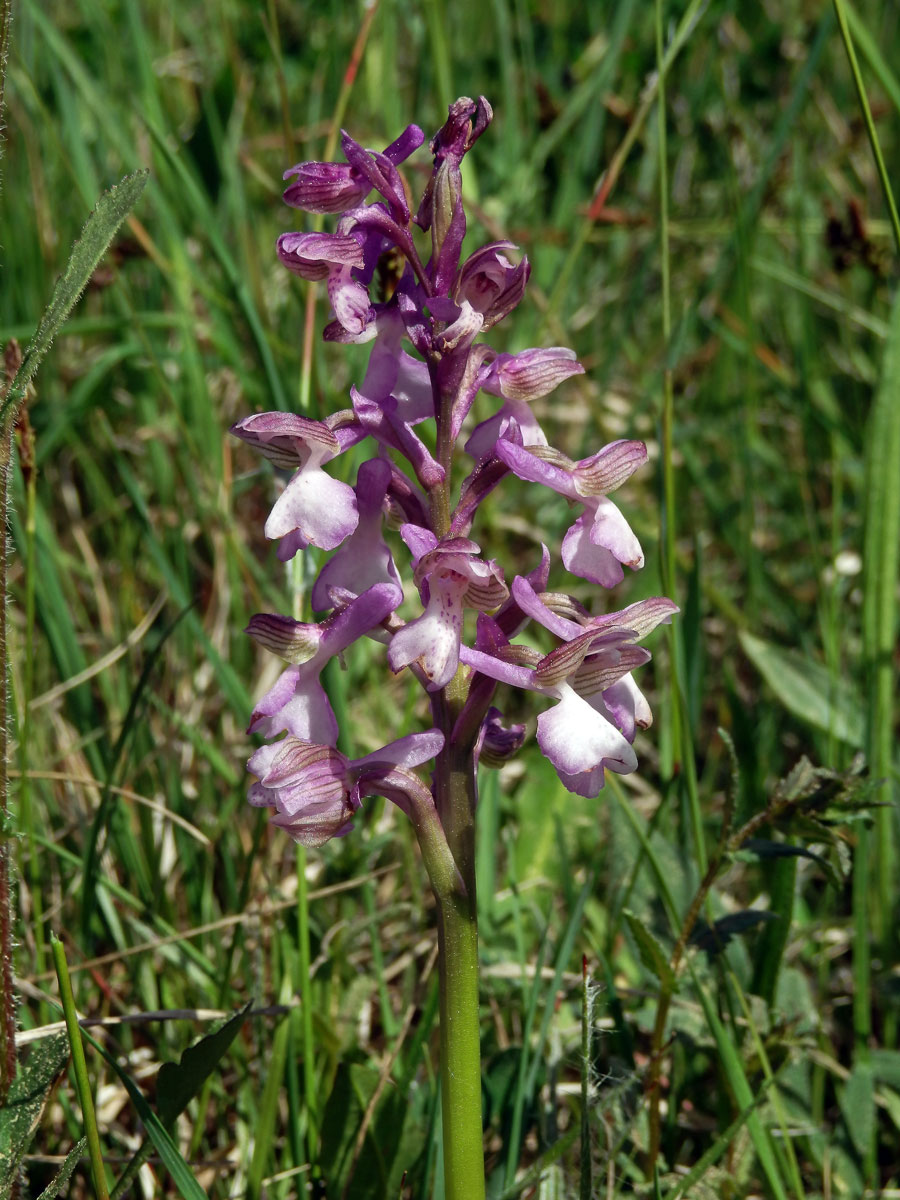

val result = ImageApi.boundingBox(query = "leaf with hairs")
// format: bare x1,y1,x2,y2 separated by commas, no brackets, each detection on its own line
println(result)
0,1034,69,1194
1,171,149,430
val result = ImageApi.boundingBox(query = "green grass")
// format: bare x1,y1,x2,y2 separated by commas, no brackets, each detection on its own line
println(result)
2,0,899,1196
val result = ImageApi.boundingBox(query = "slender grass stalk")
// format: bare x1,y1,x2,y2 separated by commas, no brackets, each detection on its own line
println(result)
579,956,593,1200
832,0,900,256
15,401,45,976
0,3,17,1108
51,933,110,1200
0,424,15,1107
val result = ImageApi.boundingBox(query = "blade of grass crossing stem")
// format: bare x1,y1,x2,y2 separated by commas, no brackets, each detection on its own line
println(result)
608,777,681,933
832,0,900,255
860,288,900,1052
546,0,707,323
0,0,10,140
139,114,288,411
688,961,790,1200
50,936,110,1200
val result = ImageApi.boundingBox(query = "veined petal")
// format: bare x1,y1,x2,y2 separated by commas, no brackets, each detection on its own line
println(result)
484,347,583,402
571,439,647,497
231,412,340,469
277,231,365,278
245,613,322,663
270,798,357,847
589,596,679,639
572,644,651,697
536,684,637,796
282,162,367,213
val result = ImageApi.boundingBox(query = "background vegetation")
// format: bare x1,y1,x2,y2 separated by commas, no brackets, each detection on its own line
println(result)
2,0,899,1195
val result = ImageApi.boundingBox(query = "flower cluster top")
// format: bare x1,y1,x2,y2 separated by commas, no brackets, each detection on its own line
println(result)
235,98,676,847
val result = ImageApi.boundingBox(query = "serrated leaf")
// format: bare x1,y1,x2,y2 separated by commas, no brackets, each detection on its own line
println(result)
157,1004,250,1127
0,1033,69,1193
1,170,149,430
690,910,778,960
36,1136,87,1199
840,1061,876,1159
739,632,865,747
624,911,675,990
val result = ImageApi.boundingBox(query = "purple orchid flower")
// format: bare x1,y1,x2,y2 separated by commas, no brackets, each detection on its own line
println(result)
248,728,444,847
246,583,402,745
239,100,674,1195
495,437,647,587
310,457,402,611
283,124,425,215
231,412,361,551
388,527,509,690
454,241,530,329
464,347,585,459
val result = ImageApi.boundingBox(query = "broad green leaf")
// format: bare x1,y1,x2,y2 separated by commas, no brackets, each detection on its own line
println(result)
0,1033,69,1194
739,631,865,746
624,910,675,990
840,1061,876,1159
157,1004,250,1126
1,170,149,430
36,1136,87,1199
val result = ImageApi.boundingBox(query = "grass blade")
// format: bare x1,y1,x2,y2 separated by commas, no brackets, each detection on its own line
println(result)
2,171,148,430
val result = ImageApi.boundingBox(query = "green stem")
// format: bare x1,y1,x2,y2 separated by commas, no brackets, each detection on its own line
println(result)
51,934,110,1200
427,687,485,1200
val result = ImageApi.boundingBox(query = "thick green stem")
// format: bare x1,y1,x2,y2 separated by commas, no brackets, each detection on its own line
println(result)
429,713,485,1200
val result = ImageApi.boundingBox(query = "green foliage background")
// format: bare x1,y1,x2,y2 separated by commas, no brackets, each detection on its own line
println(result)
2,0,899,1195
